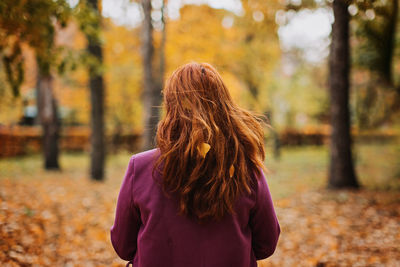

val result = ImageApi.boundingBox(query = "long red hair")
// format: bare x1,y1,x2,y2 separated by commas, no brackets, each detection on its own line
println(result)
154,62,266,221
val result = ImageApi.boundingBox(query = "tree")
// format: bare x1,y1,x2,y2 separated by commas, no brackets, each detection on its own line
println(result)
82,0,106,180
353,0,400,128
355,0,398,85
155,0,167,111
140,0,164,150
37,54,61,170
234,0,280,102
0,0,70,170
328,0,359,188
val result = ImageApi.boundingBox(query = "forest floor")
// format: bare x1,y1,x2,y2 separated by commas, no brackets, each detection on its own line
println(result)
0,143,399,266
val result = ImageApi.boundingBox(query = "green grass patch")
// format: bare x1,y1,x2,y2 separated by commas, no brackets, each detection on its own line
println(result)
1,143,399,198
265,143,400,199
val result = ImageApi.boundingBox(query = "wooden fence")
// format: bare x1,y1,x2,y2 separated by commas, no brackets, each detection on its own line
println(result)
0,125,397,158
0,126,141,158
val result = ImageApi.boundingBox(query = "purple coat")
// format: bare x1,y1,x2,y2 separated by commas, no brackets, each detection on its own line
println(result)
110,148,280,267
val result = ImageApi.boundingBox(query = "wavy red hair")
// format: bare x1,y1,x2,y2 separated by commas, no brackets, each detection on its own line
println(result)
154,62,266,221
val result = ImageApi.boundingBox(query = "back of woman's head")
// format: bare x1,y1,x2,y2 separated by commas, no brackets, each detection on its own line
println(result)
155,62,266,222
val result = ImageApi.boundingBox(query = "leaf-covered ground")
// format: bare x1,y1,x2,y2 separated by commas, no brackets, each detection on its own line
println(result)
1,144,399,266
263,190,400,267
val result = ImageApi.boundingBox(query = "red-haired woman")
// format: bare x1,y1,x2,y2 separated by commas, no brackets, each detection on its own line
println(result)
110,62,280,267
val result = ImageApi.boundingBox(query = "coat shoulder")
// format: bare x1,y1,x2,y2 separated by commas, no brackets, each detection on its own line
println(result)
131,148,161,174
133,148,160,161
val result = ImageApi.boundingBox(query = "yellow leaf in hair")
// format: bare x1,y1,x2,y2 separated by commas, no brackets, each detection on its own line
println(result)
229,165,235,178
197,143,210,158
182,99,191,110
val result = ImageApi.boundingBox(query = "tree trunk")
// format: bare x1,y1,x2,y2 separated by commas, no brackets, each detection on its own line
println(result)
328,0,359,188
87,0,105,181
37,68,60,170
264,110,280,160
141,0,161,151
158,0,167,90
382,0,398,85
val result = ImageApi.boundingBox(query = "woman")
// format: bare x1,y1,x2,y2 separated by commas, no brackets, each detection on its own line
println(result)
110,62,280,267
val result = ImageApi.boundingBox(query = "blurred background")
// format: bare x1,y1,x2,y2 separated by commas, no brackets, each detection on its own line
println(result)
0,0,399,266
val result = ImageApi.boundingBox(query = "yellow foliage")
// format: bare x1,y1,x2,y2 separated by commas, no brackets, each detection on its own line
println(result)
0,2,283,131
